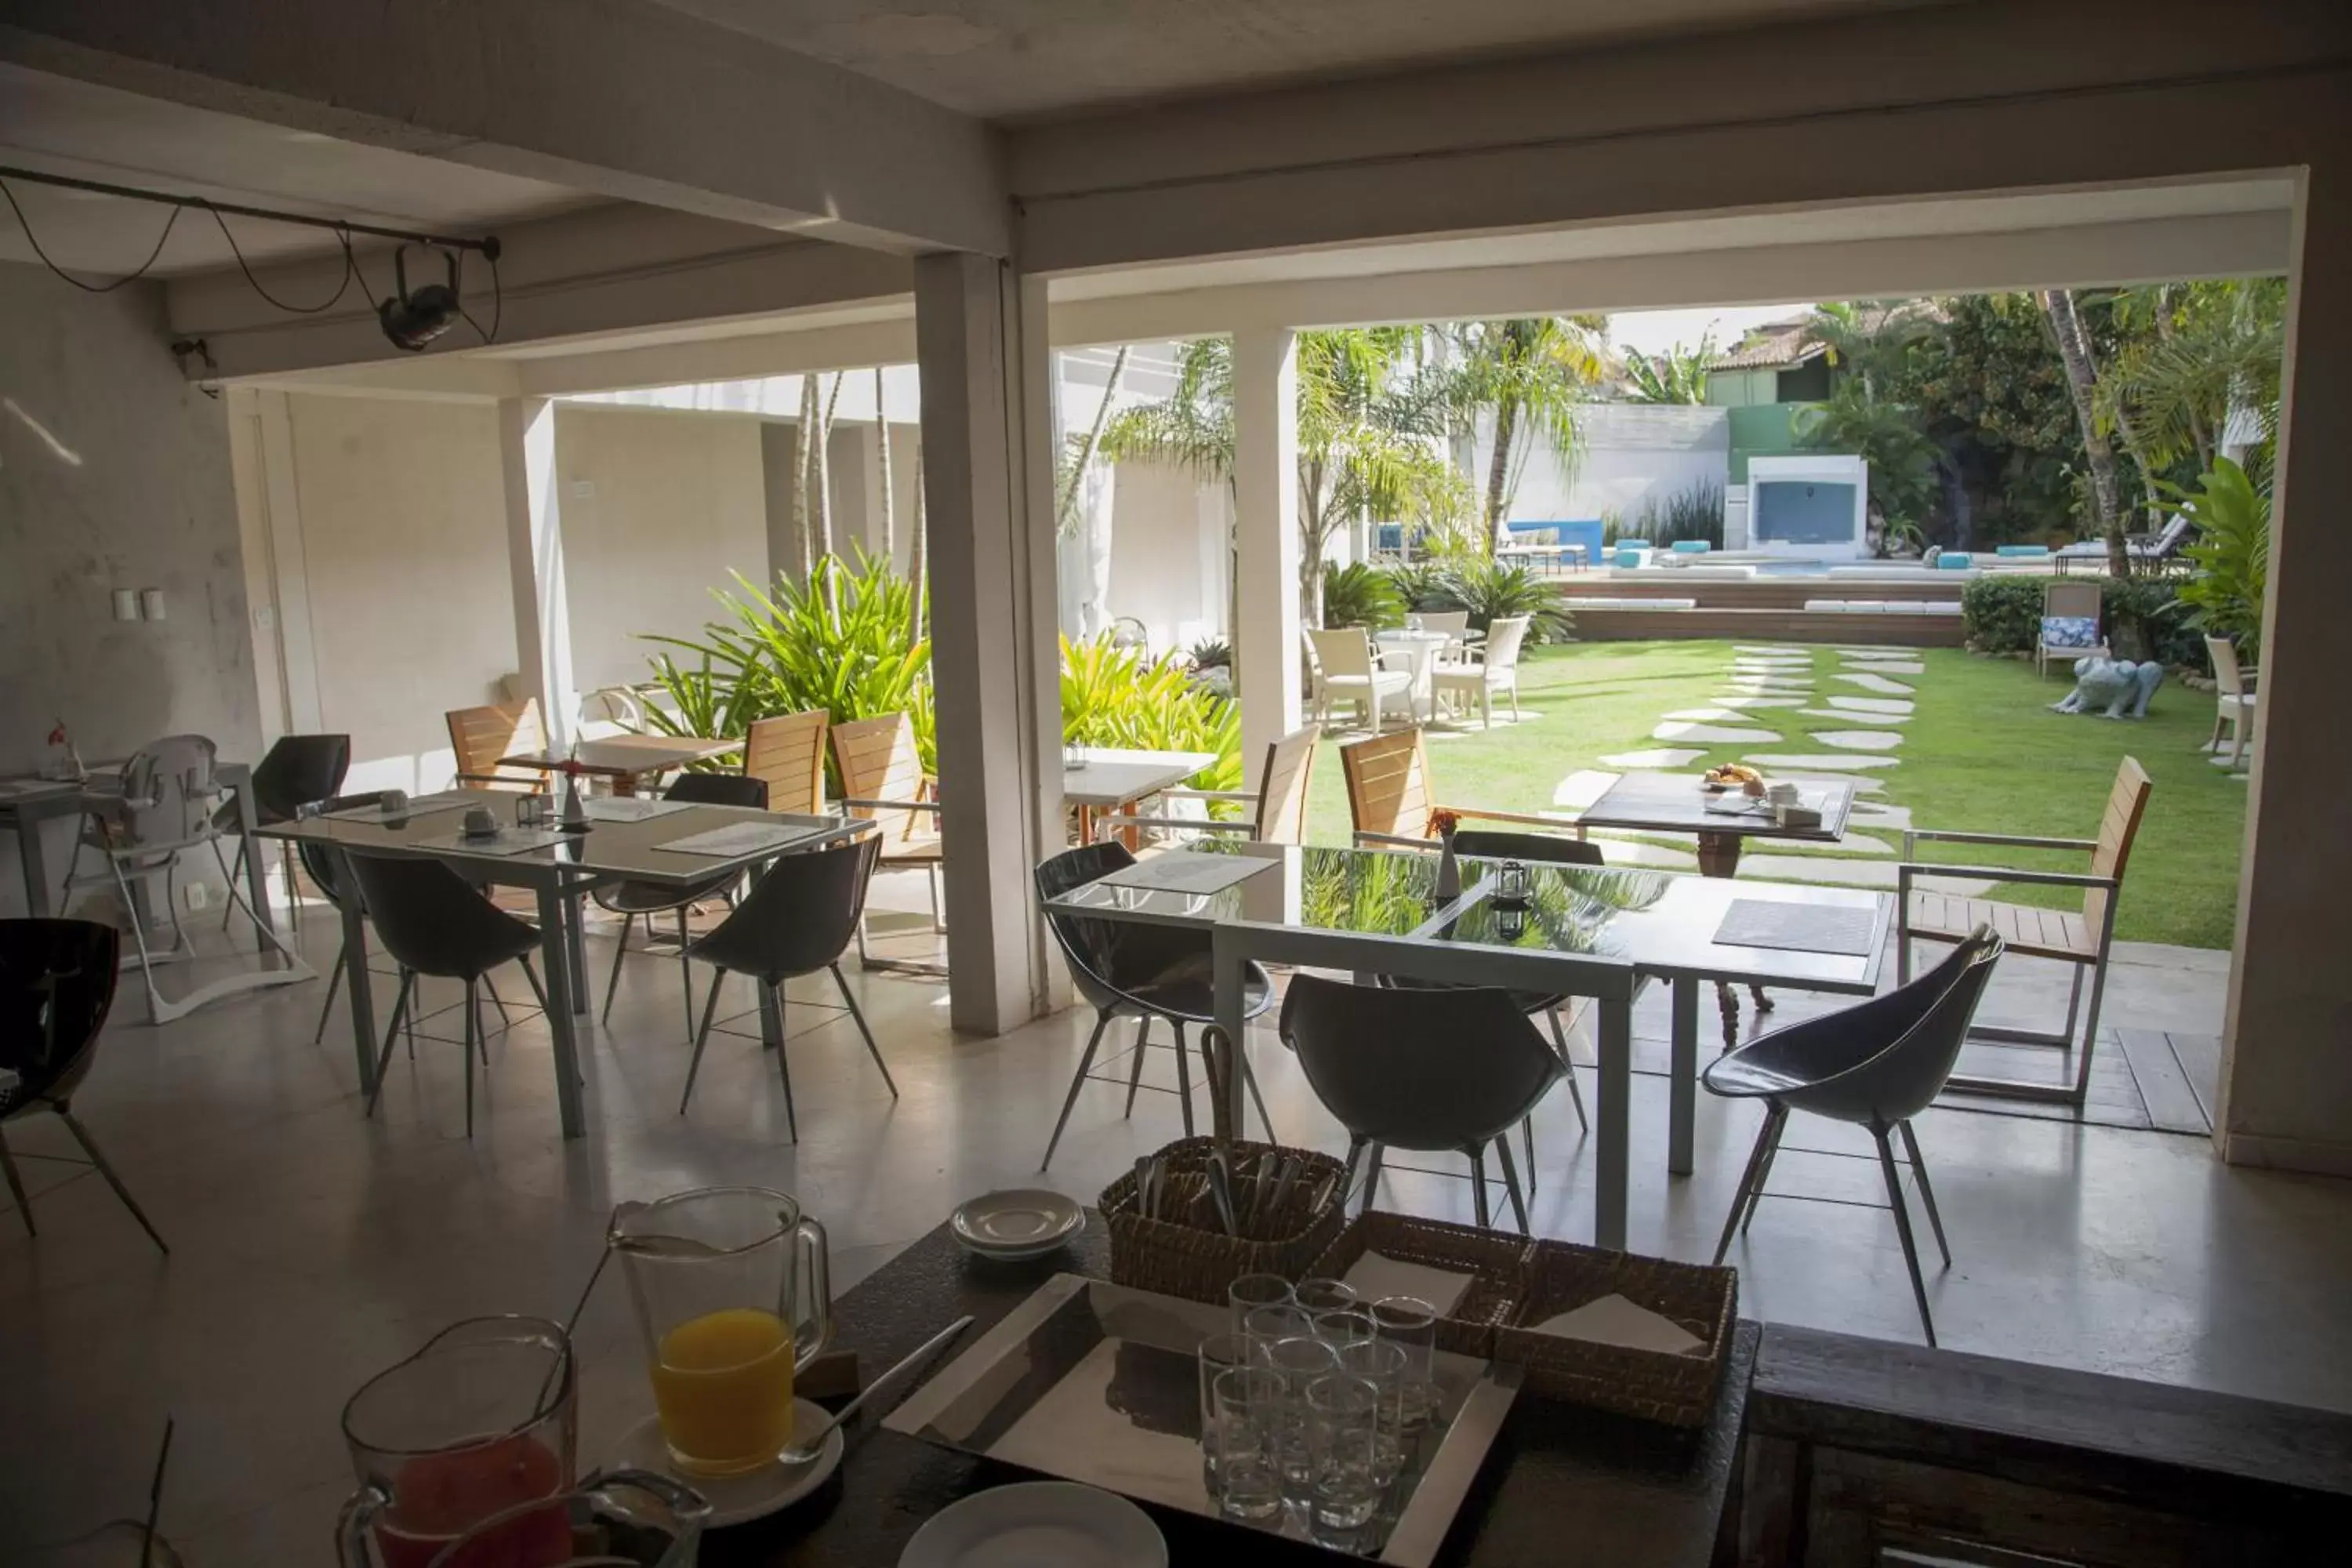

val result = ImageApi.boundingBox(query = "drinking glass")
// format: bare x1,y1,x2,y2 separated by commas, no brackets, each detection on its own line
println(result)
423,1470,710,1567
1196,1331,1265,1494
1243,1303,1312,1356
1312,1308,1376,1348
1372,1295,1440,1431
1338,1337,1412,1486
1228,1272,1293,1334
1292,1278,1358,1316
1264,1336,1339,1503
609,1187,832,1478
1208,1369,1283,1523
337,1316,577,1568
1305,1374,1385,1532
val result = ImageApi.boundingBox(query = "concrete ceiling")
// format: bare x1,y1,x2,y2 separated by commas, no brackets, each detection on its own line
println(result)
647,0,1959,119
0,64,599,278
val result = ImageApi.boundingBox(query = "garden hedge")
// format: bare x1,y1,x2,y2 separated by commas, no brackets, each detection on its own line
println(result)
1960,574,2209,672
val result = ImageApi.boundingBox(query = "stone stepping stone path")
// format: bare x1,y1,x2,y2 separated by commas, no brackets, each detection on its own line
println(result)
1735,644,1811,655
1663,707,1752,722
1825,695,1914,716
1801,708,1910,724
1584,835,1699,870
1740,752,1904,771
1554,769,1621,809
1707,695,1807,710
1809,730,1904,752
1599,747,1708,769
1653,721,1783,743
1834,672,1914,695
1842,657,1925,675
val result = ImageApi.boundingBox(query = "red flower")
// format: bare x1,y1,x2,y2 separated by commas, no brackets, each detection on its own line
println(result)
1426,808,1460,839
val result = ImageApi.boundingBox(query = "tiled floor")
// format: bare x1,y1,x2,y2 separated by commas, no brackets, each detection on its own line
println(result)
6,879,2351,1561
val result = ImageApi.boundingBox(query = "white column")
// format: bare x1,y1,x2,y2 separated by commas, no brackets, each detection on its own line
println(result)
1232,328,1302,789
915,253,1066,1033
498,396,575,751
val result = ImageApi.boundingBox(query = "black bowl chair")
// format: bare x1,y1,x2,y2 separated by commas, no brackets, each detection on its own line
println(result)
677,832,896,1136
0,919,167,1251
1035,843,1277,1172
1279,973,1560,1235
595,771,770,1037
217,733,350,934
1702,926,2004,1347
1385,828,1599,1180
347,854,551,1138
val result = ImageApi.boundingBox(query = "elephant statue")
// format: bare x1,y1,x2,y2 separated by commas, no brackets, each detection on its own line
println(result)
2050,655,2164,720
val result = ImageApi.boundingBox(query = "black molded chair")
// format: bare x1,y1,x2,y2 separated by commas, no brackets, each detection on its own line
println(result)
1035,843,1277,1171
0,919,167,1251
219,733,350,933
347,854,550,1138
596,772,770,1037
1702,926,2004,1346
678,833,895,1136
1279,972,1559,1235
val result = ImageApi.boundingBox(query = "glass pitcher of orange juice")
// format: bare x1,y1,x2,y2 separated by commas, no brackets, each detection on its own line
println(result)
611,1187,832,1477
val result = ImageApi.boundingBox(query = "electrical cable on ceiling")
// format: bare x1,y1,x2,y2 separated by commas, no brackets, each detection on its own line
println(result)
0,164,503,348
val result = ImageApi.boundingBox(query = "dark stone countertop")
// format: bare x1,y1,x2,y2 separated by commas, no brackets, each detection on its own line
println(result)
703,1219,1752,1567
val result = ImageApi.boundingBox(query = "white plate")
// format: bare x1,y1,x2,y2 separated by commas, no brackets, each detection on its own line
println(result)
951,1189,1083,1258
606,1397,842,1529
899,1482,1165,1568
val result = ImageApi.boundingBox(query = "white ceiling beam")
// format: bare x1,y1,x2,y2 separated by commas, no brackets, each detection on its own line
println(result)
1043,210,2295,347
0,0,1007,256
513,318,918,397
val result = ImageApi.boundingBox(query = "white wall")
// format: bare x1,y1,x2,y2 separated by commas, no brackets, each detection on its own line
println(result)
0,263,258,915
553,405,769,692
1479,403,1730,528
277,394,515,793
1102,459,1228,653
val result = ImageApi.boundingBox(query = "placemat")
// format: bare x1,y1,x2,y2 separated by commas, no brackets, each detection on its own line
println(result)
1094,850,1271,896
655,820,833,858
1713,898,1878,957
405,826,573,857
584,796,694,822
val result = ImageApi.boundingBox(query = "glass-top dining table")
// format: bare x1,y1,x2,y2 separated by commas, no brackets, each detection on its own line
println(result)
1045,839,1893,1250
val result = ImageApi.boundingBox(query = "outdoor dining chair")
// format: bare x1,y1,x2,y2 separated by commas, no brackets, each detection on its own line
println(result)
2205,635,2256,769
1338,728,1582,847
596,771,770,1037
1279,973,1561,1235
1896,757,2149,1107
0,918,169,1253
1306,626,1415,732
1704,927,2003,1345
1034,842,1277,1171
830,712,944,975
2034,581,2109,680
1433,614,1531,728
677,833,897,1136
445,698,550,792
216,731,349,936
1087,724,1322,848
743,709,829,816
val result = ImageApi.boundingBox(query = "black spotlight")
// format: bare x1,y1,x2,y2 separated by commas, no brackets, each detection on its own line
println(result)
378,245,463,351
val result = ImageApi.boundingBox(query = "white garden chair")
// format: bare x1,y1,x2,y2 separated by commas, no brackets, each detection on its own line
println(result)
1307,628,1415,732
1434,615,1531,728
2205,635,2256,769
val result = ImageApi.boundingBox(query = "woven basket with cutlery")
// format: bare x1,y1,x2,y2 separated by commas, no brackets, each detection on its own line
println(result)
1100,1138,1349,1306
1490,1239,1738,1428
1308,1210,1535,1357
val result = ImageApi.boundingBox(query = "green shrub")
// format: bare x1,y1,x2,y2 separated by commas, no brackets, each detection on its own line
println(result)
1960,572,2207,670
1421,559,1573,644
2165,457,2268,644
1060,633,1243,793
1383,560,1456,613
643,550,935,784
1186,636,1232,671
1320,561,1406,630
1617,479,1726,547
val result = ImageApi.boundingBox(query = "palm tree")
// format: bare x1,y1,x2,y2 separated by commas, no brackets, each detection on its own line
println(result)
1620,334,1714,405
1796,381,1939,554
2036,289,2132,576
1805,299,1934,399
1447,317,1606,546
2098,278,2285,483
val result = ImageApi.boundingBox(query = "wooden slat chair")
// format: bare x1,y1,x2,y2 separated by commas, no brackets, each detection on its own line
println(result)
1088,724,1322,848
745,710,829,817
1338,728,1579,848
2034,580,2110,681
829,713,944,975
1895,757,2151,1107
445,699,550,793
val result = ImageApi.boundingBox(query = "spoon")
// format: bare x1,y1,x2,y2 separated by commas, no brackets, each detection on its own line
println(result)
778,1315,974,1465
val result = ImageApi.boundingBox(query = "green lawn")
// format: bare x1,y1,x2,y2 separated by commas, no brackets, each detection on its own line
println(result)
1297,639,2245,949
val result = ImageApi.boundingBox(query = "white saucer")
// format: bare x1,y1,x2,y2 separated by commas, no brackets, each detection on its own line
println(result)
899,1482,1165,1568
951,1189,1083,1259
607,1398,843,1529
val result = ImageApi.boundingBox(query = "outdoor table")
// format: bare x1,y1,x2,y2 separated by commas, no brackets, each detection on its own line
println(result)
0,761,275,930
259,794,860,1138
1044,840,1888,1250
499,734,742,795
1062,744,1215,844
1577,770,1863,1043
1374,626,1455,721
691,1219,1755,1567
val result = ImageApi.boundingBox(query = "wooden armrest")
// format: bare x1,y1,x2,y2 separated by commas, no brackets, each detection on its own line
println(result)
1898,862,2118,891
842,796,941,816
1352,830,1436,851
1442,803,1579,831
1904,828,2099,853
